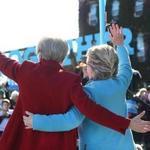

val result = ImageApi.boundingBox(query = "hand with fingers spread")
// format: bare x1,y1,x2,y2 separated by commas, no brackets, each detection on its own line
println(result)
129,111,150,133
23,111,33,129
109,24,124,46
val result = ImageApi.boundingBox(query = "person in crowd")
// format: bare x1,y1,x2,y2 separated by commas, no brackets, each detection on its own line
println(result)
23,24,150,150
135,88,148,102
146,85,150,92
146,85,150,103
9,90,19,109
126,99,138,118
0,99,12,136
134,85,150,149
75,61,89,85
135,144,143,150
0,79,10,100
0,89,5,110
128,69,142,92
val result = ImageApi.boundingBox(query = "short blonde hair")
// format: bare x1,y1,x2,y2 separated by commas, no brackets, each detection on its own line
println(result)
37,38,68,63
2,99,10,106
86,44,118,80
10,90,19,100
135,144,143,150
135,88,147,97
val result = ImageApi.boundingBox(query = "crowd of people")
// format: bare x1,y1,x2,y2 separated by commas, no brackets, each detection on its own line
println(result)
0,24,149,150
126,85,150,150
0,82,19,136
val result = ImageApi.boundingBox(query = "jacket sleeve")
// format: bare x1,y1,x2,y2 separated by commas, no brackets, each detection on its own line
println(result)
70,76,130,134
0,52,21,82
117,45,133,89
32,107,85,132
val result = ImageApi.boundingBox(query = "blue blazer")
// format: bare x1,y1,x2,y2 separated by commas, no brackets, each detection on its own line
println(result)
32,45,136,150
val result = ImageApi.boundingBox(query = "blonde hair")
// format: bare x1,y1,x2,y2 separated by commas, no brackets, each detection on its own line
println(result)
135,144,143,150
37,38,68,63
10,90,19,100
135,88,147,97
86,44,118,80
2,99,10,106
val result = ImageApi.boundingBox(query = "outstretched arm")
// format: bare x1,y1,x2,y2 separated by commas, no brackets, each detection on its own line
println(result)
116,45,132,88
0,52,21,82
23,109,150,133
109,24,133,89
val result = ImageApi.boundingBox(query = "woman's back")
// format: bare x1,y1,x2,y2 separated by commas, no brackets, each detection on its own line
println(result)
79,77,135,150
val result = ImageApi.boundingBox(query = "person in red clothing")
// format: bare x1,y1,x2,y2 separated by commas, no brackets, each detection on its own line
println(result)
0,37,150,150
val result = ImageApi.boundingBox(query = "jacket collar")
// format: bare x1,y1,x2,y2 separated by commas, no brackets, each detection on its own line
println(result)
39,59,63,71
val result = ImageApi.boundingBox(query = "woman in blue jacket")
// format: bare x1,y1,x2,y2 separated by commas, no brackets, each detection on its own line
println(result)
23,24,144,150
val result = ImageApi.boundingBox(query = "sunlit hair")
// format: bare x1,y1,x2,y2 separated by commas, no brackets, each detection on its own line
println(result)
86,44,118,80
2,99,10,106
36,37,68,63
135,88,147,97
135,144,143,150
10,90,19,100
